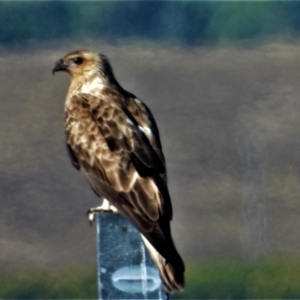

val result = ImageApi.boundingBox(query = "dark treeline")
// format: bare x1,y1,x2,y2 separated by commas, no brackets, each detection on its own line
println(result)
1,2,300,46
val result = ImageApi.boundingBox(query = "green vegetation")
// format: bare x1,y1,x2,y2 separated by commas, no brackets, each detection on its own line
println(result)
2,2,300,46
176,257,300,299
2,258,300,299
0,266,97,299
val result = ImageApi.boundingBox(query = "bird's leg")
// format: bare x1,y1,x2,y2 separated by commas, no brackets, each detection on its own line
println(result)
87,198,118,225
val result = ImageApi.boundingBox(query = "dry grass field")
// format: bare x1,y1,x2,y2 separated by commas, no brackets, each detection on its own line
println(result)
1,41,300,272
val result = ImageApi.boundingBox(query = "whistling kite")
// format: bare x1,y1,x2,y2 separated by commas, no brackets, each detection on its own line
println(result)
53,50,184,292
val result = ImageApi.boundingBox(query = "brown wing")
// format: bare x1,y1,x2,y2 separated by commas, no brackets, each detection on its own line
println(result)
123,94,173,220
65,90,180,262
66,91,184,290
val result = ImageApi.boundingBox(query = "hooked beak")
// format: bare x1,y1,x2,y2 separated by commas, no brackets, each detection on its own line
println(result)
52,59,68,75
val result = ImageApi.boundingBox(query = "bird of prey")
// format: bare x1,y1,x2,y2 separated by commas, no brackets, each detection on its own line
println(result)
52,50,185,292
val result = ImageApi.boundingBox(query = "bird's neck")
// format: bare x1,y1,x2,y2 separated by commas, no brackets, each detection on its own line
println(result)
65,72,124,109
66,74,106,103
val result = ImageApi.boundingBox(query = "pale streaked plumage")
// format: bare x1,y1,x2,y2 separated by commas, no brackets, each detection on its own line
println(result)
52,50,185,292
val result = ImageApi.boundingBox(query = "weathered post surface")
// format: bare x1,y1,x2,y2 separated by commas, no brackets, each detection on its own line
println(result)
97,213,168,300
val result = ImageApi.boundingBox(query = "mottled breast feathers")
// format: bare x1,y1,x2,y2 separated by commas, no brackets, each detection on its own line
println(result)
65,87,171,222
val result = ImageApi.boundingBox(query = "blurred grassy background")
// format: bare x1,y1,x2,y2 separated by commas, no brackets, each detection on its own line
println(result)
2,2,300,47
2,257,300,299
2,1,300,299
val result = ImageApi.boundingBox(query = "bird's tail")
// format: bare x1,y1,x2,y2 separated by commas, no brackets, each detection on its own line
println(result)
141,234,185,293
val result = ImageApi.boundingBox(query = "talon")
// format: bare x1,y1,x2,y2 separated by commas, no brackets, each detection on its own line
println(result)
86,209,92,217
86,200,118,225
86,209,97,226
89,218,94,227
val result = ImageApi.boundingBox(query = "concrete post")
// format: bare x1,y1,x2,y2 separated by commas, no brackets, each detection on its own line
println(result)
96,213,168,300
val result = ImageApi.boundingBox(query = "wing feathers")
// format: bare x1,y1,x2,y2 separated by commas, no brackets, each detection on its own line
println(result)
66,143,80,170
66,91,174,226
65,89,184,292
141,234,184,293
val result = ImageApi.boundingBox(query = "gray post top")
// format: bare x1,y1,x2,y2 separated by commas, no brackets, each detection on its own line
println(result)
96,213,169,300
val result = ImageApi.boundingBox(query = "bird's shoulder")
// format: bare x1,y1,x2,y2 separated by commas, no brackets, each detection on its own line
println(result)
67,88,163,149
122,91,164,155
65,89,166,174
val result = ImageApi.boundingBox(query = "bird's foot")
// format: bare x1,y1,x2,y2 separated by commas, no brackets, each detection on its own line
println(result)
86,199,117,225
86,206,114,224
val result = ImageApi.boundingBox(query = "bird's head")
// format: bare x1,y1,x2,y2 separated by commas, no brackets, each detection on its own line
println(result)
52,50,114,81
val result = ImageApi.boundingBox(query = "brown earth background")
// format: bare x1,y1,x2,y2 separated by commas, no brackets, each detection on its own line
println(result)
1,41,300,273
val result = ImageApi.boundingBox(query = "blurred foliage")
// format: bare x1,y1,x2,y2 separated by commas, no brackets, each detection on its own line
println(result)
2,258,300,299
175,259,251,299
2,2,300,46
177,257,300,299
0,265,97,299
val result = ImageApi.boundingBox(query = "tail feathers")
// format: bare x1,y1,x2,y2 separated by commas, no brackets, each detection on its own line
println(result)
141,235,185,293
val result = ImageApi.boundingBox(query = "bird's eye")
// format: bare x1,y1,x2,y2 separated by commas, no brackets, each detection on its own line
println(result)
73,57,83,65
